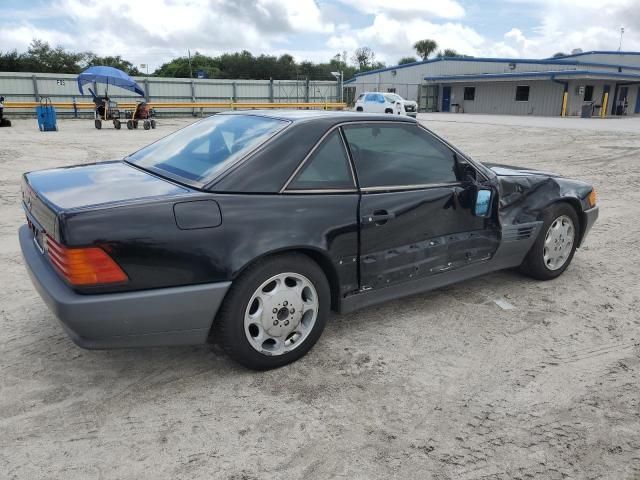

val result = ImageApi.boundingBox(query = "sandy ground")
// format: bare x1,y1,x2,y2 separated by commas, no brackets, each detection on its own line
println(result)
0,114,639,480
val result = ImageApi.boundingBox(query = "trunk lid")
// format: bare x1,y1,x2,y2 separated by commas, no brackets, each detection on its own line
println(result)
23,161,189,212
22,161,190,242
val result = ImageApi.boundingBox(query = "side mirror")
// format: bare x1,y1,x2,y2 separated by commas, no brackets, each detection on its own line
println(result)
474,189,492,217
455,160,477,184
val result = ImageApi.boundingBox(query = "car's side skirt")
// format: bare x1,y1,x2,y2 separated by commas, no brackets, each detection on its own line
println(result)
339,221,542,314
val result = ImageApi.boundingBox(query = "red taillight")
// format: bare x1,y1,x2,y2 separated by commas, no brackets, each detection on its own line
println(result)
45,235,128,286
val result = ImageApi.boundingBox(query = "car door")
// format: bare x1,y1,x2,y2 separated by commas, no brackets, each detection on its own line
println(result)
363,94,377,113
342,122,500,290
365,93,386,113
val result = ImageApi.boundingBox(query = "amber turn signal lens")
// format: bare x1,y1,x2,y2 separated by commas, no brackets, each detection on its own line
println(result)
45,236,128,286
587,189,597,208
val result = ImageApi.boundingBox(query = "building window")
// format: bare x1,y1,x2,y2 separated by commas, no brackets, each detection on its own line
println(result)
584,85,594,102
463,87,475,101
515,85,530,102
387,87,396,93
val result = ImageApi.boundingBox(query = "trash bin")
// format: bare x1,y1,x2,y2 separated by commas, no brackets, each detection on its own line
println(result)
580,102,594,118
36,97,57,131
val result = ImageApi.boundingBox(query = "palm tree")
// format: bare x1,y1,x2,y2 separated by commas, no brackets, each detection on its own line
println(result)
413,39,438,60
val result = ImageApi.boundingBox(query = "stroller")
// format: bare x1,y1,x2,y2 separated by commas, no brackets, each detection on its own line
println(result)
125,101,156,130
91,91,122,129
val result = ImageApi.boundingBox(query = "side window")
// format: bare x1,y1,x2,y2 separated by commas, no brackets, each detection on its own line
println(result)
376,94,385,103
364,94,376,102
288,131,354,190
515,85,530,102
343,124,458,188
464,86,475,101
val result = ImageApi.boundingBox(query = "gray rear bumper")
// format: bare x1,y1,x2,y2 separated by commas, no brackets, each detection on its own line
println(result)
19,225,230,349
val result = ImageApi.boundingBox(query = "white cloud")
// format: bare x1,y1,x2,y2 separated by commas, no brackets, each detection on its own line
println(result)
0,25,74,53
2,0,639,72
326,14,487,64
336,0,465,19
498,0,639,57
2,0,335,69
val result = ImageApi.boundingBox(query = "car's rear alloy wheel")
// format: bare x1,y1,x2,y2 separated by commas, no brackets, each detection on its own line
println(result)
244,272,318,356
521,203,579,280
215,253,330,369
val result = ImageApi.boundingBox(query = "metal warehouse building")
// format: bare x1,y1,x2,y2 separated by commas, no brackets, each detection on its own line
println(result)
345,51,640,117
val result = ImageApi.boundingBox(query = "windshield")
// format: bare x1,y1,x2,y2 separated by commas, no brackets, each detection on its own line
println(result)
384,93,402,103
127,114,288,184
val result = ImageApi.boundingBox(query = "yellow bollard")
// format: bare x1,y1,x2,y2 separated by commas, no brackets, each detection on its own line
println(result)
601,92,608,118
561,91,568,117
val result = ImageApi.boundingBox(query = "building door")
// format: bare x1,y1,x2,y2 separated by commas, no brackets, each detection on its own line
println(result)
635,87,640,114
419,84,438,112
442,86,451,112
615,86,629,115
611,85,629,115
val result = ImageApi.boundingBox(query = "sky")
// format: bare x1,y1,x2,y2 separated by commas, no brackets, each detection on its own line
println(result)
0,0,638,71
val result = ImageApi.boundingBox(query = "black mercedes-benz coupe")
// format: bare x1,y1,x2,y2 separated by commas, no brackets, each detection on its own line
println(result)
20,110,598,369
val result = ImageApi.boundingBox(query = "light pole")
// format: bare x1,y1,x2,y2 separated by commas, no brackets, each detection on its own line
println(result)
331,71,343,103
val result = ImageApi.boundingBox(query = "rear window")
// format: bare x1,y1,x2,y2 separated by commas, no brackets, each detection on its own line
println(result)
127,114,288,184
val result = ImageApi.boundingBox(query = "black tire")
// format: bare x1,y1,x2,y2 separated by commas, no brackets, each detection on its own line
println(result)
356,107,363,111
126,120,134,130
215,253,330,370
520,203,580,280
94,119,102,129
150,119,156,129
133,120,139,129
113,119,121,129
384,108,393,114
143,120,151,130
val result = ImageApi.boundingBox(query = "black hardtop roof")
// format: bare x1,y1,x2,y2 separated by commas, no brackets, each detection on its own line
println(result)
219,109,417,124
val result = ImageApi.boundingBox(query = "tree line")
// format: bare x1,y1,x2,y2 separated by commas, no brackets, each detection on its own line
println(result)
0,38,469,80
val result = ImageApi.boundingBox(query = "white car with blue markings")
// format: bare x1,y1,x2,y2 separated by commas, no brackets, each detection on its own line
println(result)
354,92,418,117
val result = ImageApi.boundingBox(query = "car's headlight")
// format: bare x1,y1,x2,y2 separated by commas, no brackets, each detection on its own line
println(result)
587,188,597,208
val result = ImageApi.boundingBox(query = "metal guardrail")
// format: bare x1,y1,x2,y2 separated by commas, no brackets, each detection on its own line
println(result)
5,101,348,110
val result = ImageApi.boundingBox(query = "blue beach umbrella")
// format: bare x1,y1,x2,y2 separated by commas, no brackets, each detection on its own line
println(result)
77,66,145,97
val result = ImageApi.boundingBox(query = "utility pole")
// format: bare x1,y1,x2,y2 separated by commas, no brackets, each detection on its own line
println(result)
188,49,193,79
618,26,625,51
331,71,343,103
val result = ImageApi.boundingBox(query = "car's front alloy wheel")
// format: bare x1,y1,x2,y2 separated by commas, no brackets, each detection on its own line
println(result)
215,253,330,369
521,203,579,280
542,214,574,271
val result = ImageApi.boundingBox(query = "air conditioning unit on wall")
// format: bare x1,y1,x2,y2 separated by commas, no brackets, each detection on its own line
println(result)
576,85,585,95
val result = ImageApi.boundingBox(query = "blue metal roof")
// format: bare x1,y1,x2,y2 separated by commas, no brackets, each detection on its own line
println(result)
424,70,640,82
350,54,640,79
547,50,640,60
